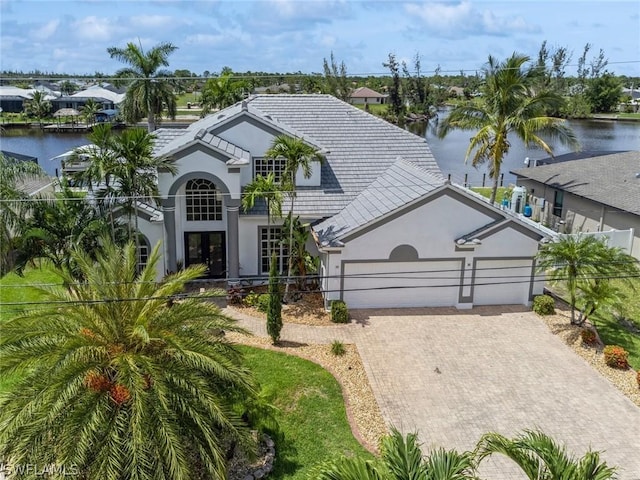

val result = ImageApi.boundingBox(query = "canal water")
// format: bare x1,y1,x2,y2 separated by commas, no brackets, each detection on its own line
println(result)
1,117,639,185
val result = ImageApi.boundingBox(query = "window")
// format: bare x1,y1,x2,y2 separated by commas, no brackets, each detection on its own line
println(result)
186,179,222,221
259,226,288,274
254,157,287,183
137,237,150,273
553,190,564,217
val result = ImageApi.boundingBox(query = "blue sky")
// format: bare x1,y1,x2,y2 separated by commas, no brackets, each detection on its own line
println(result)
1,0,639,78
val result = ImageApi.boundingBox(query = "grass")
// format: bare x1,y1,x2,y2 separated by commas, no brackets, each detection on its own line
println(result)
471,186,510,201
0,263,63,391
176,92,201,108
353,103,387,115
240,346,372,479
616,112,640,120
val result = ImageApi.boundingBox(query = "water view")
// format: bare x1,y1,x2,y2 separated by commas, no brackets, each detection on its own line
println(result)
1,116,639,185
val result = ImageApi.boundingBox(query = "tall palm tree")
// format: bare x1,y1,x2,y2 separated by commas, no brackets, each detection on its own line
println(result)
24,90,52,128
476,430,616,480
109,128,177,247
0,239,259,480
0,153,45,276
107,41,178,132
315,428,476,480
242,172,284,266
265,135,323,300
536,235,639,324
70,123,119,192
438,53,579,204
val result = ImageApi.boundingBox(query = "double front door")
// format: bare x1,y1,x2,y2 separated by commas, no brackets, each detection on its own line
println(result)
184,232,226,278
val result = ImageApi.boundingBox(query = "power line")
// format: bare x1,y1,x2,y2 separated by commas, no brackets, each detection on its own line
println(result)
2,59,640,82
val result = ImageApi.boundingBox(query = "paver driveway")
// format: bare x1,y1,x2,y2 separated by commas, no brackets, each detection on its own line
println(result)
228,306,640,479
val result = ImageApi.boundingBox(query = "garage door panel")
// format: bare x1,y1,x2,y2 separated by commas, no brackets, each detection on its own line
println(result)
474,259,532,306
342,261,461,308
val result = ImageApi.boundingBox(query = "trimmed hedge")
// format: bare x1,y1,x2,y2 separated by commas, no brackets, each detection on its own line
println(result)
331,300,349,324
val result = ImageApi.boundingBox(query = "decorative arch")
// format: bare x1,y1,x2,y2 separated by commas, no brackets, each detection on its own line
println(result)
165,171,230,208
185,178,222,221
389,244,419,262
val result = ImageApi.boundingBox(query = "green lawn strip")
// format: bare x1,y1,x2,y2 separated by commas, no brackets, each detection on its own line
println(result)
471,186,511,201
0,264,63,391
239,346,372,479
352,103,387,115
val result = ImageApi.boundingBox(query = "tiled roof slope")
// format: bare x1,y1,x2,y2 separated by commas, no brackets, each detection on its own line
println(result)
313,159,445,247
512,151,640,215
153,95,441,217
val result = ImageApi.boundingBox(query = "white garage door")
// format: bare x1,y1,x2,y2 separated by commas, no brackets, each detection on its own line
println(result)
473,259,532,306
342,260,461,309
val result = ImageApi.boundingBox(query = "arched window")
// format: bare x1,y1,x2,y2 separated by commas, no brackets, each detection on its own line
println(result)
186,179,222,221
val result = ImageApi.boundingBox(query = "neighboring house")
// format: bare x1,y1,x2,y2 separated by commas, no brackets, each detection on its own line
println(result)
349,87,387,105
51,85,125,111
511,151,640,259
135,94,549,309
0,86,56,113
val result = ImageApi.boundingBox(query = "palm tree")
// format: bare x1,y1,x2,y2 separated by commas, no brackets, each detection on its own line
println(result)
438,53,579,204
16,186,125,277
536,235,639,324
70,123,119,192
316,428,476,480
476,430,616,480
0,239,260,480
107,41,178,132
24,90,52,128
109,128,177,247
265,135,323,300
200,74,247,115
0,153,45,276
242,172,284,264
81,98,100,125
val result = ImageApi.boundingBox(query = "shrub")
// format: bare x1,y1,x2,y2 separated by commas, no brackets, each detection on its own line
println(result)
226,285,245,305
603,345,629,370
532,294,555,316
330,340,346,356
256,294,271,313
244,291,259,307
637,370,640,390
581,328,597,346
266,252,282,344
331,300,349,324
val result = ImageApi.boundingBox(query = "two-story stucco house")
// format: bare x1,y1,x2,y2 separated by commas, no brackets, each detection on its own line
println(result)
138,94,551,309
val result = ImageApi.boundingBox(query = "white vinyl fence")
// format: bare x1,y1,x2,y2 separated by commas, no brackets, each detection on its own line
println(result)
561,228,635,256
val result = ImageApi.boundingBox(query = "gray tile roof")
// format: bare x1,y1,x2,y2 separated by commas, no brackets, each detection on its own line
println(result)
153,94,442,217
313,159,445,247
512,151,640,216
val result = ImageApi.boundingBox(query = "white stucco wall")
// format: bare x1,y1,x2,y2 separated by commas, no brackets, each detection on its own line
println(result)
322,190,544,308
136,216,165,280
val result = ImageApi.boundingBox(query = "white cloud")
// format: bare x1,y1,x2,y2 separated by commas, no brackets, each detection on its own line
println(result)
30,19,60,41
129,15,175,29
404,1,473,30
72,16,116,42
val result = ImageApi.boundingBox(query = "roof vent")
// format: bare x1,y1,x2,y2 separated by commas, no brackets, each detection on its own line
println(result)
241,100,248,111
195,129,206,140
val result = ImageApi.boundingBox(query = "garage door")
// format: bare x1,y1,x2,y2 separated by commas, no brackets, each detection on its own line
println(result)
342,260,461,309
473,259,533,306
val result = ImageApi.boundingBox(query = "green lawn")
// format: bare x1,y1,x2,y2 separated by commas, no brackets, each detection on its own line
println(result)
353,103,387,115
0,264,63,391
240,346,372,479
176,92,201,108
471,186,510,201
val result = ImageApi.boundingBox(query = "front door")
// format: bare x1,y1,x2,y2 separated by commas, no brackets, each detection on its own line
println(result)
184,232,226,278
